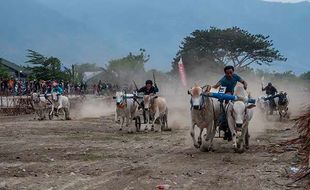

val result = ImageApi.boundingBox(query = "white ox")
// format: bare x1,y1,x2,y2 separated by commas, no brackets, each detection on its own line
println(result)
188,85,221,151
52,93,70,119
227,87,255,152
50,93,70,120
257,95,268,112
143,94,169,132
114,91,138,133
30,93,50,120
31,92,71,120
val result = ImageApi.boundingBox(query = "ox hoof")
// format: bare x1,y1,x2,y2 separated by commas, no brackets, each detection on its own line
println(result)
162,128,172,132
200,146,210,152
233,145,238,151
194,144,200,149
235,148,245,154
151,127,154,131
204,146,214,152
119,128,123,131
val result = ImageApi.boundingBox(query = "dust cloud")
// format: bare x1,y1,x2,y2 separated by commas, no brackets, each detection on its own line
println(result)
70,70,309,141
72,96,115,118
158,71,310,140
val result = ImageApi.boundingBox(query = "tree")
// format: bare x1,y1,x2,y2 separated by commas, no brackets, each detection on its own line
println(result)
172,27,287,75
106,49,150,84
26,49,70,81
0,65,9,79
300,71,310,80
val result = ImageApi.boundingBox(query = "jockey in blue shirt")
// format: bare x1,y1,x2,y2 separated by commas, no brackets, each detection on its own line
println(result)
212,65,248,141
212,65,247,94
53,84,63,95
51,82,63,103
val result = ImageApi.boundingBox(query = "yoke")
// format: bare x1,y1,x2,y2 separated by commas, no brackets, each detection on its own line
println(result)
205,92,256,104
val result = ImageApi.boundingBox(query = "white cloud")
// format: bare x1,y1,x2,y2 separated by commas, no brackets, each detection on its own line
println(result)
263,0,310,3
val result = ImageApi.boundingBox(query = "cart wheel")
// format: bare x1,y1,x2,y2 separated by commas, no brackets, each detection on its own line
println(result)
135,116,141,132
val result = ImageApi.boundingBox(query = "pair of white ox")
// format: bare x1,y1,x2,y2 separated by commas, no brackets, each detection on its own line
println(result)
30,92,70,120
114,91,168,133
188,85,255,152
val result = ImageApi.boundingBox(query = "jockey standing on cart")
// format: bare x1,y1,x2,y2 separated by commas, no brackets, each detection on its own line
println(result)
212,65,248,140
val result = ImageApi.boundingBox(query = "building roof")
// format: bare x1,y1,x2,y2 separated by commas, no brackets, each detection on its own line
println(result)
0,58,24,72
83,71,104,82
0,58,29,77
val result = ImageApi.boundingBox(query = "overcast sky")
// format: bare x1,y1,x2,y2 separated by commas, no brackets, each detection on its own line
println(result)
1,0,309,74
263,0,310,3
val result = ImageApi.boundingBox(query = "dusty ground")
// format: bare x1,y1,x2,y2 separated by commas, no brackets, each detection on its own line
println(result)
0,106,308,190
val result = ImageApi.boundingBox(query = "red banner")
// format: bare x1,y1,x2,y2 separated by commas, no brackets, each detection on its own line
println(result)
178,57,187,87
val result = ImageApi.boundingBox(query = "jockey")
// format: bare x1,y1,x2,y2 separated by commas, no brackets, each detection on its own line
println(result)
51,82,63,102
262,82,278,113
53,84,63,95
212,65,248,141
262,82,277,96
212,65,247,94
137,80,159,123
137,80,159,95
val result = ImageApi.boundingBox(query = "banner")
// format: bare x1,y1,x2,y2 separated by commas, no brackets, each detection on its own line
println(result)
178,57,187,87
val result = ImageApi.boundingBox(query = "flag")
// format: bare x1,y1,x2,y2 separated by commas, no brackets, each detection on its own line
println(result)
178,57,187,87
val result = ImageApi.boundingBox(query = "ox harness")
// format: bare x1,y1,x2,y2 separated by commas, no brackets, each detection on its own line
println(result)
264,92,288,113
207,92,256,141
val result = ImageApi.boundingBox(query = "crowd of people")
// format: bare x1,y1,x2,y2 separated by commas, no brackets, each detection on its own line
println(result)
93,80,121,96
0,78,119,96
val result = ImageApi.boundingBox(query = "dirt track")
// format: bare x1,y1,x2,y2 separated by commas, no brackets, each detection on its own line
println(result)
0,108,307,190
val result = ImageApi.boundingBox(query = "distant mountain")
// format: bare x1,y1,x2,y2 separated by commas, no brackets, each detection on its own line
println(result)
0,0,309,74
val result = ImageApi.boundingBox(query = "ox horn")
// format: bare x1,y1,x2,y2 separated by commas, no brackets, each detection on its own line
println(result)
201,85,211,93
